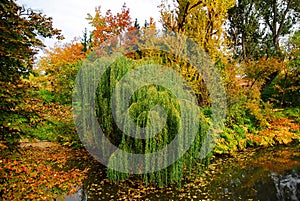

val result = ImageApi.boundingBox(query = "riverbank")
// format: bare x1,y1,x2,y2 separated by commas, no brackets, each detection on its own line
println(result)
62,143,300,200
0,143,89,200
1,113,299,200
1,141,300,200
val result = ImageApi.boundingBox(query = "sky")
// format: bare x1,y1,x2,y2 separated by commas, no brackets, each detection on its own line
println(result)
16,0,162,50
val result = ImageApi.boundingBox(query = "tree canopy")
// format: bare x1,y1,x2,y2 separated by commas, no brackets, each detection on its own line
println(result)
0,0,62,81
0,0,62,143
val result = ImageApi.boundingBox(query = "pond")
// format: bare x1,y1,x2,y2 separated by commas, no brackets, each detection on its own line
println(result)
63,144,300,201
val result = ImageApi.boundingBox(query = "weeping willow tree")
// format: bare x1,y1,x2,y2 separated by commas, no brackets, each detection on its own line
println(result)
93,56,210,187
73,29,226,187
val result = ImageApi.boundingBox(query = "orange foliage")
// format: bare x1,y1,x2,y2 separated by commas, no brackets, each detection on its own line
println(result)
43,42,86,64
34,41,85,92
1,145,88,200
242,57,284,88
87,4,133,47
247,118,300,146
252,149,300,174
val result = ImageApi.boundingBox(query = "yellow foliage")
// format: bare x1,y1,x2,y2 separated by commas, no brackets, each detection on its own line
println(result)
160,0,235,61
33,41,86,92
159,0,235,105
242,57,285,88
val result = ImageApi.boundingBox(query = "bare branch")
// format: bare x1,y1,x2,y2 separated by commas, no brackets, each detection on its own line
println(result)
189,0,203,11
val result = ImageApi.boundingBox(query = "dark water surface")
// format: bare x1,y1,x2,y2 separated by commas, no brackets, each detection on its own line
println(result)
62,144,300,200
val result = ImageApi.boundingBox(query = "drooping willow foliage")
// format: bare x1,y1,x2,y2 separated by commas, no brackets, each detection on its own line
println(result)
73,30,226,187
95,56,210,187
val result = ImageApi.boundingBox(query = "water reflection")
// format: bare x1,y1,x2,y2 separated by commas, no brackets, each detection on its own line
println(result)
63,144,300,200
272,170,300,201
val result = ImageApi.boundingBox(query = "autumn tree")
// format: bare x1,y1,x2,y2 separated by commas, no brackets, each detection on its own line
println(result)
73,5,218,186
160,0,235,60
35,4,137,105
0,0,62,82
34,41,86,104
158,0,234,106
227,0,300,93
265,30,300,106
0,0,62,144
87,3,133,51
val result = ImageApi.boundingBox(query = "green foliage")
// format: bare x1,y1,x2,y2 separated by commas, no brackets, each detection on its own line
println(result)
0,79,81,148
215,60,278,154
227,0,262,60
34,42,85,105
0,0,62,146
262,72,300,107
37,89,55,103
226,0,299,97
50,60,83,105
0,0,62,81
261,31,300,107
280,107,300,123
227,0,300,60
28,101,81,147
0,77,80,148
216,93,299,154
27,120,81,148
0,80,37,146
92,56,210,187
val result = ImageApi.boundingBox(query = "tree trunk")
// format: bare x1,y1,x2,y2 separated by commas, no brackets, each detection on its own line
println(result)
261,71,279,93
